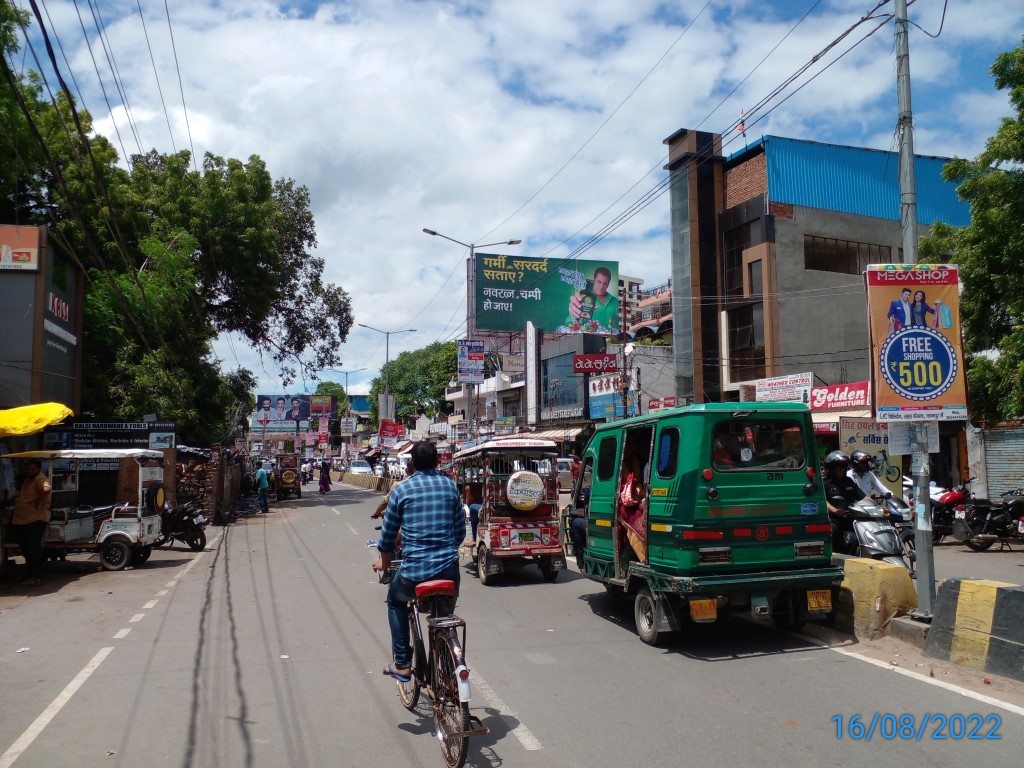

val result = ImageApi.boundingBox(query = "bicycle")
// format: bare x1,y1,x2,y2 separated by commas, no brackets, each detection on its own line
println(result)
392,579,487,768
871,450,903,483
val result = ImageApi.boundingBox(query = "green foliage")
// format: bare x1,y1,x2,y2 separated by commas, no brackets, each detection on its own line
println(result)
924,36,1024,422
0,27,353,442
315,381,346,399
368,342,457,424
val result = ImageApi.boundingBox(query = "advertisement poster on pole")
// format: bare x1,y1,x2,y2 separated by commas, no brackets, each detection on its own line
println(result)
475,255,620,334
838,418,903,497
457,340,486,384
379,420,402,448
865,264,967,421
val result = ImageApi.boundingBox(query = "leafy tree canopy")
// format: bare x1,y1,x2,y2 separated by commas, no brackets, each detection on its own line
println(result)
0,22,353,443
368,342,457,425
923,36,1024,422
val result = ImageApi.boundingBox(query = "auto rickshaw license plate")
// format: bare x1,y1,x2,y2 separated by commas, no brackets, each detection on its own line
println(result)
807,589,832,611
516,531,535,543
689,599,717,623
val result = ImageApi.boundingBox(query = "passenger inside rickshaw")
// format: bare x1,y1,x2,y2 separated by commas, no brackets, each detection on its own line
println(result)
617,426,653,566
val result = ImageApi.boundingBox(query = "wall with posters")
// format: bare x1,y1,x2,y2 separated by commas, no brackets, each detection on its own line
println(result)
839,417,902,497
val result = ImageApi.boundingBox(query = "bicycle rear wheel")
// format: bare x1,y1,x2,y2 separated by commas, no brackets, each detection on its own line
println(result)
398,612,422,710
432,630,470,768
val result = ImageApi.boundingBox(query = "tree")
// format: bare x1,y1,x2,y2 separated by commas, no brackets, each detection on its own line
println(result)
924,37,1024,422
368,342,457,425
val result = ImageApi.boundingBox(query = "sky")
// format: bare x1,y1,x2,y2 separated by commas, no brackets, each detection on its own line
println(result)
12,0,1024,396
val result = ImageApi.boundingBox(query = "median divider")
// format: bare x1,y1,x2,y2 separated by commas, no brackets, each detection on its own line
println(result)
828,555,917,639
923,578,1024,683
340,473,395,494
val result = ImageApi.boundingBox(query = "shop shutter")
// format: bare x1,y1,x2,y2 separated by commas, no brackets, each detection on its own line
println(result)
983,428,1024,496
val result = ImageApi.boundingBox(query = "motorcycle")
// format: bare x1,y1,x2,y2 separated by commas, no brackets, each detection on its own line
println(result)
830,495,914,573
300,464,312,485
953,491,1024,552
158,500,208,551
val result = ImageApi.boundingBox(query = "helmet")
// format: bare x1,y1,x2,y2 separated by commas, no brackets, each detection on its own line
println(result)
823,450,850,470
849,450,872,467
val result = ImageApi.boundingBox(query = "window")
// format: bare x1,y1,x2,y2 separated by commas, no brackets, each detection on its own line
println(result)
597,436,618,482
804,235,892,275
656,427,679,478
723,222,754,299
727,304,765,381
711,419,805,471
748,260,763,299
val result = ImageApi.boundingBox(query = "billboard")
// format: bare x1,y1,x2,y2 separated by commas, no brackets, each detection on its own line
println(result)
755,372,812,404
475,255,620,334
865,264,967,421
839,417,902,498
810,382,870,411
252,394,337,429
0,227,39,271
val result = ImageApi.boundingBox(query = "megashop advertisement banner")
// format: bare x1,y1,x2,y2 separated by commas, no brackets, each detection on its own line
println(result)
864,264,967,421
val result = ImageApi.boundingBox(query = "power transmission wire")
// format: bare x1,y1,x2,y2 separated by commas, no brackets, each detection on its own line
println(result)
135,0,176,151
87,0,144,156
163,0,198,172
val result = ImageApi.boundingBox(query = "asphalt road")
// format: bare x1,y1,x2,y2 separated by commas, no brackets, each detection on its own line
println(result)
0,482,1021,768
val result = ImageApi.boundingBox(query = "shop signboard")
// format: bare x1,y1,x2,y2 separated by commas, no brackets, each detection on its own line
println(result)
379,419,402,448
865,264,967,421
457,339,486,384
648,398,661,413
339,417,356,436
839,418,902,497
662,396,677,408
475,255,620,334
494,417,516,435
755,372,812,404
572,353,617,373
810,382,870,410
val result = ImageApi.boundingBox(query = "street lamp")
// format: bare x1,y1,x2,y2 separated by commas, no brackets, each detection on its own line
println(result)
422,228,521,439
357,324,416,421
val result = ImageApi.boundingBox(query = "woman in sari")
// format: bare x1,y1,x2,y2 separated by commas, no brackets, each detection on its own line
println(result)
319,459,332,494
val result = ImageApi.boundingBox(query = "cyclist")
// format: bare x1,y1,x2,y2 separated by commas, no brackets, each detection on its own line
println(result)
373,441,464,682
847,450,892,499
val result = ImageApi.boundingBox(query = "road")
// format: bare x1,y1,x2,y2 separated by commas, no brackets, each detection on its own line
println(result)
0,482,1021,768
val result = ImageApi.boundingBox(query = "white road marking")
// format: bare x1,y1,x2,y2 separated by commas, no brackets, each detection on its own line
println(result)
165,581,177,588
129,614,145,623
345,522,359,535
472,676,542,751
113,628,131,640
143,600,158,609
155,590,168,597
0,647,114,768
800,634,1024,718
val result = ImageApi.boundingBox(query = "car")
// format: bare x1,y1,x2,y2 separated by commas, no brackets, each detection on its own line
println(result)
555,457,575,493
349,460,373,475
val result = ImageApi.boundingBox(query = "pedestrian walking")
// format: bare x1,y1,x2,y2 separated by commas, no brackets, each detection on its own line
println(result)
255,461,270,513
319,459,332,494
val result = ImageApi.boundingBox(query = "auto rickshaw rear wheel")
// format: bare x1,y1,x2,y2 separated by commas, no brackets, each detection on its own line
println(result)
131,546,152,566
101,540,131,571
634,586,666,646
539,557,560,582
476,544,492,586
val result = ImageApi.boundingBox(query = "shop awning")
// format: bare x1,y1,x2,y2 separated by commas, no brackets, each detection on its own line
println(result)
531,427,584,441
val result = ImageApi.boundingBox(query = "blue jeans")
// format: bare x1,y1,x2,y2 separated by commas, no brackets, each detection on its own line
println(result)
258,487,269,513
386,559,460,670
468,504,481,541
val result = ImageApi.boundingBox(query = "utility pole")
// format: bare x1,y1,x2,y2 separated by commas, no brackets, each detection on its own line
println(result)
894,0,935,617
619,292,630,418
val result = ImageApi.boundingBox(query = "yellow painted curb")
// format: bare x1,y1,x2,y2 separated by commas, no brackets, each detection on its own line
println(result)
834,556,917,638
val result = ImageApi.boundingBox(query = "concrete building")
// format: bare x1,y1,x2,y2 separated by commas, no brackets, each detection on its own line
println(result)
662,130,971,404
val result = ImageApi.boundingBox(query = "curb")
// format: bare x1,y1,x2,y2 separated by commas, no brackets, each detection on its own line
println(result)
924,578,1024,683
829,555,917,639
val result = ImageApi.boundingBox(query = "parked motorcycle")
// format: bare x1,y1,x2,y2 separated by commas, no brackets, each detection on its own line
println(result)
953,492,1024,551
158,500,208,551
830,495,914,573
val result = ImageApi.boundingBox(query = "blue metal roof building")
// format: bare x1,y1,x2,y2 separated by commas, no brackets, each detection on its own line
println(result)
726,136,970,228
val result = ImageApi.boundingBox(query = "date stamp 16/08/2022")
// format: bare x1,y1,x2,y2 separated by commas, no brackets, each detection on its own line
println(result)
832,714,1002,741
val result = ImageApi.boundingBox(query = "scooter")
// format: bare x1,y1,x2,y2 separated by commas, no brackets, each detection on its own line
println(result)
831,496,913,573
157,500,208,551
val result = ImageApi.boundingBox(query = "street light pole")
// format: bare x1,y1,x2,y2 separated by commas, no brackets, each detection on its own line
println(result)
423,228,521,441
357,324,416,422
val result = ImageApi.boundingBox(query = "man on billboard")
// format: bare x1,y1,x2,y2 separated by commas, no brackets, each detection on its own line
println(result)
287,396,307,422
886,288,912,335
565,266,620,333
256,397,273,426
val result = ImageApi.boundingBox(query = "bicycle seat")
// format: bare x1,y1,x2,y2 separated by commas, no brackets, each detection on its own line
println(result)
415,580,457,599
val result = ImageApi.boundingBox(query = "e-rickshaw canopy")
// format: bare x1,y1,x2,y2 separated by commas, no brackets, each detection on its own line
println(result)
1,449,164,461
453,438,558,461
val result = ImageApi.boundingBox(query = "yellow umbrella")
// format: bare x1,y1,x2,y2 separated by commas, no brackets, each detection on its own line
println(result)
0,403,74,438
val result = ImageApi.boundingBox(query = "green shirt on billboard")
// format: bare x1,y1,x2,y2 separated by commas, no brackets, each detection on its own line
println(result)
565,294,620,333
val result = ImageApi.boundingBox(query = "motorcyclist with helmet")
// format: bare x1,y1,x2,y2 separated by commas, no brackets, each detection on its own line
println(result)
847,450,891,499
823,450,864,554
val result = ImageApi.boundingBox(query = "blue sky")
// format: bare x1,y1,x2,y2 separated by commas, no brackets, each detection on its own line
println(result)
14,0,1024,394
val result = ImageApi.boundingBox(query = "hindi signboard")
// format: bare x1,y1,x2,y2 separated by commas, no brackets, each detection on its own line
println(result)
865,264,967,421
475,255,620,334
572,353,617,373
839,417,902,497
457,339,486,384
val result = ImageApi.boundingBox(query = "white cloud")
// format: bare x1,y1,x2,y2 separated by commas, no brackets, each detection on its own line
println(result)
36,0,1022,392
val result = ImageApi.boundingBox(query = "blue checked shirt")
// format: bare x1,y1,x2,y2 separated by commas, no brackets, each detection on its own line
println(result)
378,470,464,582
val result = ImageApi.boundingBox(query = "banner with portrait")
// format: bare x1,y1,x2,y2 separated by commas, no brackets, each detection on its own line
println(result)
475,255,620,334
864,264,967,421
